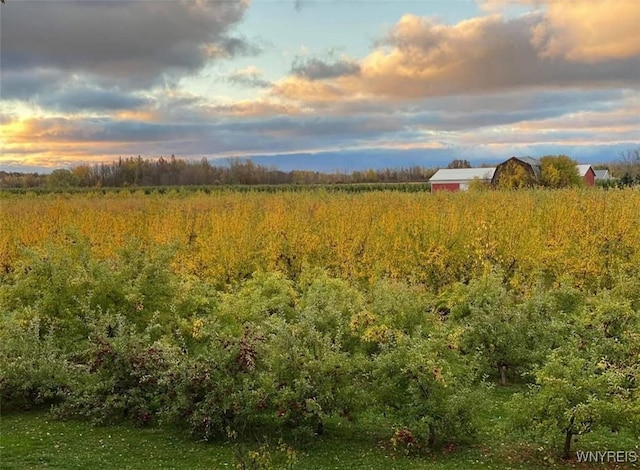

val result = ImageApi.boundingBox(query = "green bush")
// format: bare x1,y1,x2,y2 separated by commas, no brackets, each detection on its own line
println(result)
262,318,368,437
55,319,177,426
511,346,639,459
0,317,74,411
1,247,638,458
436,271,589,386
0,233,183,350
510,286,640,459
296,269,365,350
217,272,297,332
367,280,431,336
371,333,484,449
162,325,271,440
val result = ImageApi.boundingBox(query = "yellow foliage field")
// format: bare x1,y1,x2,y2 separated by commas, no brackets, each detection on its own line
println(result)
1,188,639,291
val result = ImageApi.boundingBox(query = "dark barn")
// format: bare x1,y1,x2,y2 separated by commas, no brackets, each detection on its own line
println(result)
491,156,541,187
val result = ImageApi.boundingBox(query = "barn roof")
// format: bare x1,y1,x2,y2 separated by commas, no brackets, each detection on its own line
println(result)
576,164,593,177
594,169,610,179
496,157,542,180
429,167,496,182
517,156,541,167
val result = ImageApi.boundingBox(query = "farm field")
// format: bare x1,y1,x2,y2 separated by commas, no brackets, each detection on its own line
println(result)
2,188,639,289
1,188,639,468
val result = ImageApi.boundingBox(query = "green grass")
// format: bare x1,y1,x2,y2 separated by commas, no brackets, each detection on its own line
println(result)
1,386,637,469
0,413,235,469
0,412,525,470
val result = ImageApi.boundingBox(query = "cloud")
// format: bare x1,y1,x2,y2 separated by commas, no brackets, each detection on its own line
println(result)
478,0,640,62
271,76,348,104
269,55,361,104
0,69,68,101
0,110,404,165
227,66,272,88
204,100,306,117
291,57,361,80
38,87,150,112
2,2,638,172
400,89,632,132
531,0,640,63
365,13,638,96
3,85,633,166
270,12,639,105
0,0,253,88
476,0,534,12
9,117,212,145
1,69,152,113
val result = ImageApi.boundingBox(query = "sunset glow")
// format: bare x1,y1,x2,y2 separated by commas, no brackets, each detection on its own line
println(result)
1,0,638,172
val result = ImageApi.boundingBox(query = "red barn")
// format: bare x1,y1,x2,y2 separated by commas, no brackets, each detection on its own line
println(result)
577,164,595,186
429,168,496,192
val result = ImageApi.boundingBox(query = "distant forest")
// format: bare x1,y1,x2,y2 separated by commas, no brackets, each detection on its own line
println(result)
0,156,437,189
1,149,638,190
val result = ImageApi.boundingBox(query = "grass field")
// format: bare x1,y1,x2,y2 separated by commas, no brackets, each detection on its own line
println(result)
2,386,637,469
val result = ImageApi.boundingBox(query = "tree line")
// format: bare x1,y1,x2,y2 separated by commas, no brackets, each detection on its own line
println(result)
0,156,436,189
2,149,639,190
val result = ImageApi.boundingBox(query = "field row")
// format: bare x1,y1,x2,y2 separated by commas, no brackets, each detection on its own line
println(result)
2,189,639,291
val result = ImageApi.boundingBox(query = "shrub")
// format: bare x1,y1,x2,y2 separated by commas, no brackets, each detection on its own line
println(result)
217,272,297,332
0,233,181,349
262,318,367,437
296,269,365,349
440,273,548,384
371,334,483,449
0,317,74,411
56,319,177,426
162,325,271,440
511,346,639,460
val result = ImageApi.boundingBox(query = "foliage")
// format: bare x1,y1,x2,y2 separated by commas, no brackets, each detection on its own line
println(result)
612,147,640,179
466,177,490,192
371,332,484,450
216,271,297,331
1,189,638,463
262,319,366,438
364,279,431,338
438,273,559,384
47,169,80,189
164,272,369,441
296,270,364,344
446,159,471,169
0,317,73,410
55,319,178,426
494,160,537,189
510,291,640,459
3,189,639,291
540,155,582,188
0,233,182,347
161,325,271,440
510,346,639,459
1,155,436,189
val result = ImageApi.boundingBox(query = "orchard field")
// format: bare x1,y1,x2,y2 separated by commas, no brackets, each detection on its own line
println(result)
3,188,640,289
1,187,639,468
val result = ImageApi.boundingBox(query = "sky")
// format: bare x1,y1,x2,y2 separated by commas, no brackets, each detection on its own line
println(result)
1,0,639,173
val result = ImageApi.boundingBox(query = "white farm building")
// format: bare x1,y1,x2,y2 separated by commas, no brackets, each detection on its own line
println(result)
429,168,496,192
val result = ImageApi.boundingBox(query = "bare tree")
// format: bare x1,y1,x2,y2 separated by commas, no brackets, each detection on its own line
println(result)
447,159,471,169
613,147,640,178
